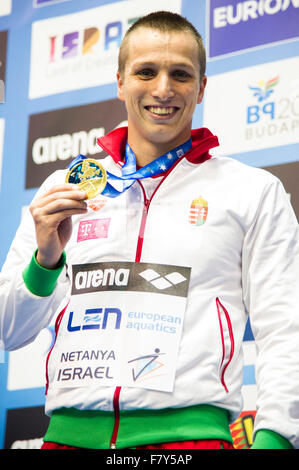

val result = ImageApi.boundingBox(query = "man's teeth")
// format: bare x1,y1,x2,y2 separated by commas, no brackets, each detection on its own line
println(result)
147,106,176,115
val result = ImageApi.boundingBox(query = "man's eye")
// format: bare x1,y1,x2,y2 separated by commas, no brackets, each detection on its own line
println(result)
136,69,155,79
172,70,191,80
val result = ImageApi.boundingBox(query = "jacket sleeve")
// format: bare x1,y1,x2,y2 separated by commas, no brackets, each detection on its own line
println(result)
242,174,299,449
0,172,70,351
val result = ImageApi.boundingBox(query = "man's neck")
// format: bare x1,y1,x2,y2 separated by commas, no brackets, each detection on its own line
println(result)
127,134,192,167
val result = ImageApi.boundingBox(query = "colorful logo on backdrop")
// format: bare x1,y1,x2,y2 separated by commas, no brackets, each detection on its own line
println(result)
208,0,299,58
48,23,122,63
245,70,299,144
248,76,279,102
246,75,280,134
29,0,182,98
203,57,299,154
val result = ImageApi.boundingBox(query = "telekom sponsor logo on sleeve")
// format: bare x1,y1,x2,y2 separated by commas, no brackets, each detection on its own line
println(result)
207,0,299,58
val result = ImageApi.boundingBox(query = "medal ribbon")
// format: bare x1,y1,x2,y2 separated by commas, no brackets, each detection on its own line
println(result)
68,138,192,198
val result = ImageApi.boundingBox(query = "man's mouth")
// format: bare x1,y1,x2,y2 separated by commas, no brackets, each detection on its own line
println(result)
145,106,179,116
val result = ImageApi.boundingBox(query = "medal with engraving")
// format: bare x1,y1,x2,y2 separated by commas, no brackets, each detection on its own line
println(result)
66,156,107,199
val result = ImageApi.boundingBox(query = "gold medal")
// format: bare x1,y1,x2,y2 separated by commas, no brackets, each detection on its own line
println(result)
66,158,107,199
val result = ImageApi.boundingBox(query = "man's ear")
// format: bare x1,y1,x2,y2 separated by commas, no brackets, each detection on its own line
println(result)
117,71,125,101
197,75,207,105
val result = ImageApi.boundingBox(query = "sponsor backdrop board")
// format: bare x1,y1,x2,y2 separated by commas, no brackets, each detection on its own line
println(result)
207,0,299,59
203,57,299,155
0,0,298,450
25,98,128,188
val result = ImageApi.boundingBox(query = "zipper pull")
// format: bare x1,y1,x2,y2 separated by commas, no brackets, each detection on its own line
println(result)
144,198,150,212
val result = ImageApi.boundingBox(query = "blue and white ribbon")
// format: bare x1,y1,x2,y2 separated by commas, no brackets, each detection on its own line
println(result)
68,138,192,198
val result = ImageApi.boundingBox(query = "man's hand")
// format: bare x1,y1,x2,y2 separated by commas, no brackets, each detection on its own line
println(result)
29,184,87,269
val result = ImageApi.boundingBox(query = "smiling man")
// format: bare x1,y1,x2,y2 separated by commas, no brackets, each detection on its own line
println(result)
0,11,299,451
116,23,206,166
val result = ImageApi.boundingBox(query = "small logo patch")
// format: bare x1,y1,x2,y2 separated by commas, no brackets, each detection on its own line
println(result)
86,198,106,212
77,218,110,242
128,348,166,382
189,196,208,226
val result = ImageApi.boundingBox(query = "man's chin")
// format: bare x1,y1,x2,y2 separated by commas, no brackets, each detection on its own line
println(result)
145,125,190,148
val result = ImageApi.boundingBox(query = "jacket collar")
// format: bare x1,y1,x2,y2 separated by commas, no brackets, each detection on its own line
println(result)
97,126,219,166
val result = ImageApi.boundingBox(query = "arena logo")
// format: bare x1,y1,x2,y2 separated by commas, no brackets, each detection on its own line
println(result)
32,127,105,164
72,266,187,293
25,99,128,189
74,267,130,291
213,0,299,28
71,261,191,298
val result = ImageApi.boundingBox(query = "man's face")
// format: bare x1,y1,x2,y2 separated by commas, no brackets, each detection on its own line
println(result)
117,27,207,151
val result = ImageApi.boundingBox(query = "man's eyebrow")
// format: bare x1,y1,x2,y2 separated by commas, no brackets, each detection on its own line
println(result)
131,60,195,69
131,61,156,68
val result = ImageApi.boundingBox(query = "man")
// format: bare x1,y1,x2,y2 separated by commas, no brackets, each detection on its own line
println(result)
0,11,298,450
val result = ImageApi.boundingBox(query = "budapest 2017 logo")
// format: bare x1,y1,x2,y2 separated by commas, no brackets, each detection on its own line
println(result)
248,76,279,102
247,75,279,123
245,67,299,144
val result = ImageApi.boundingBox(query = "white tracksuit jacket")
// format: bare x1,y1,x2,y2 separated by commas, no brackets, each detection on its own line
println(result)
0,127,299,448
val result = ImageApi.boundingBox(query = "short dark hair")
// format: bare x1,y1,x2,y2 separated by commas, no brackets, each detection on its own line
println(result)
118,11,206,82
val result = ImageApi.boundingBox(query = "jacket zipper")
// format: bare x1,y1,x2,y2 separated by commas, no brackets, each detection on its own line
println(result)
135,195,150,262
109,159,187,448
109,187,150,448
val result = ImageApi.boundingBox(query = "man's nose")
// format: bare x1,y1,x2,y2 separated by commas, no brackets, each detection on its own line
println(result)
151,73,175,101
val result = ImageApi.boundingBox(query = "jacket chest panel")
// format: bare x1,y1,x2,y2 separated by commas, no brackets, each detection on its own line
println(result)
66,194,142,264
65,161,248,283
140,190,245,280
